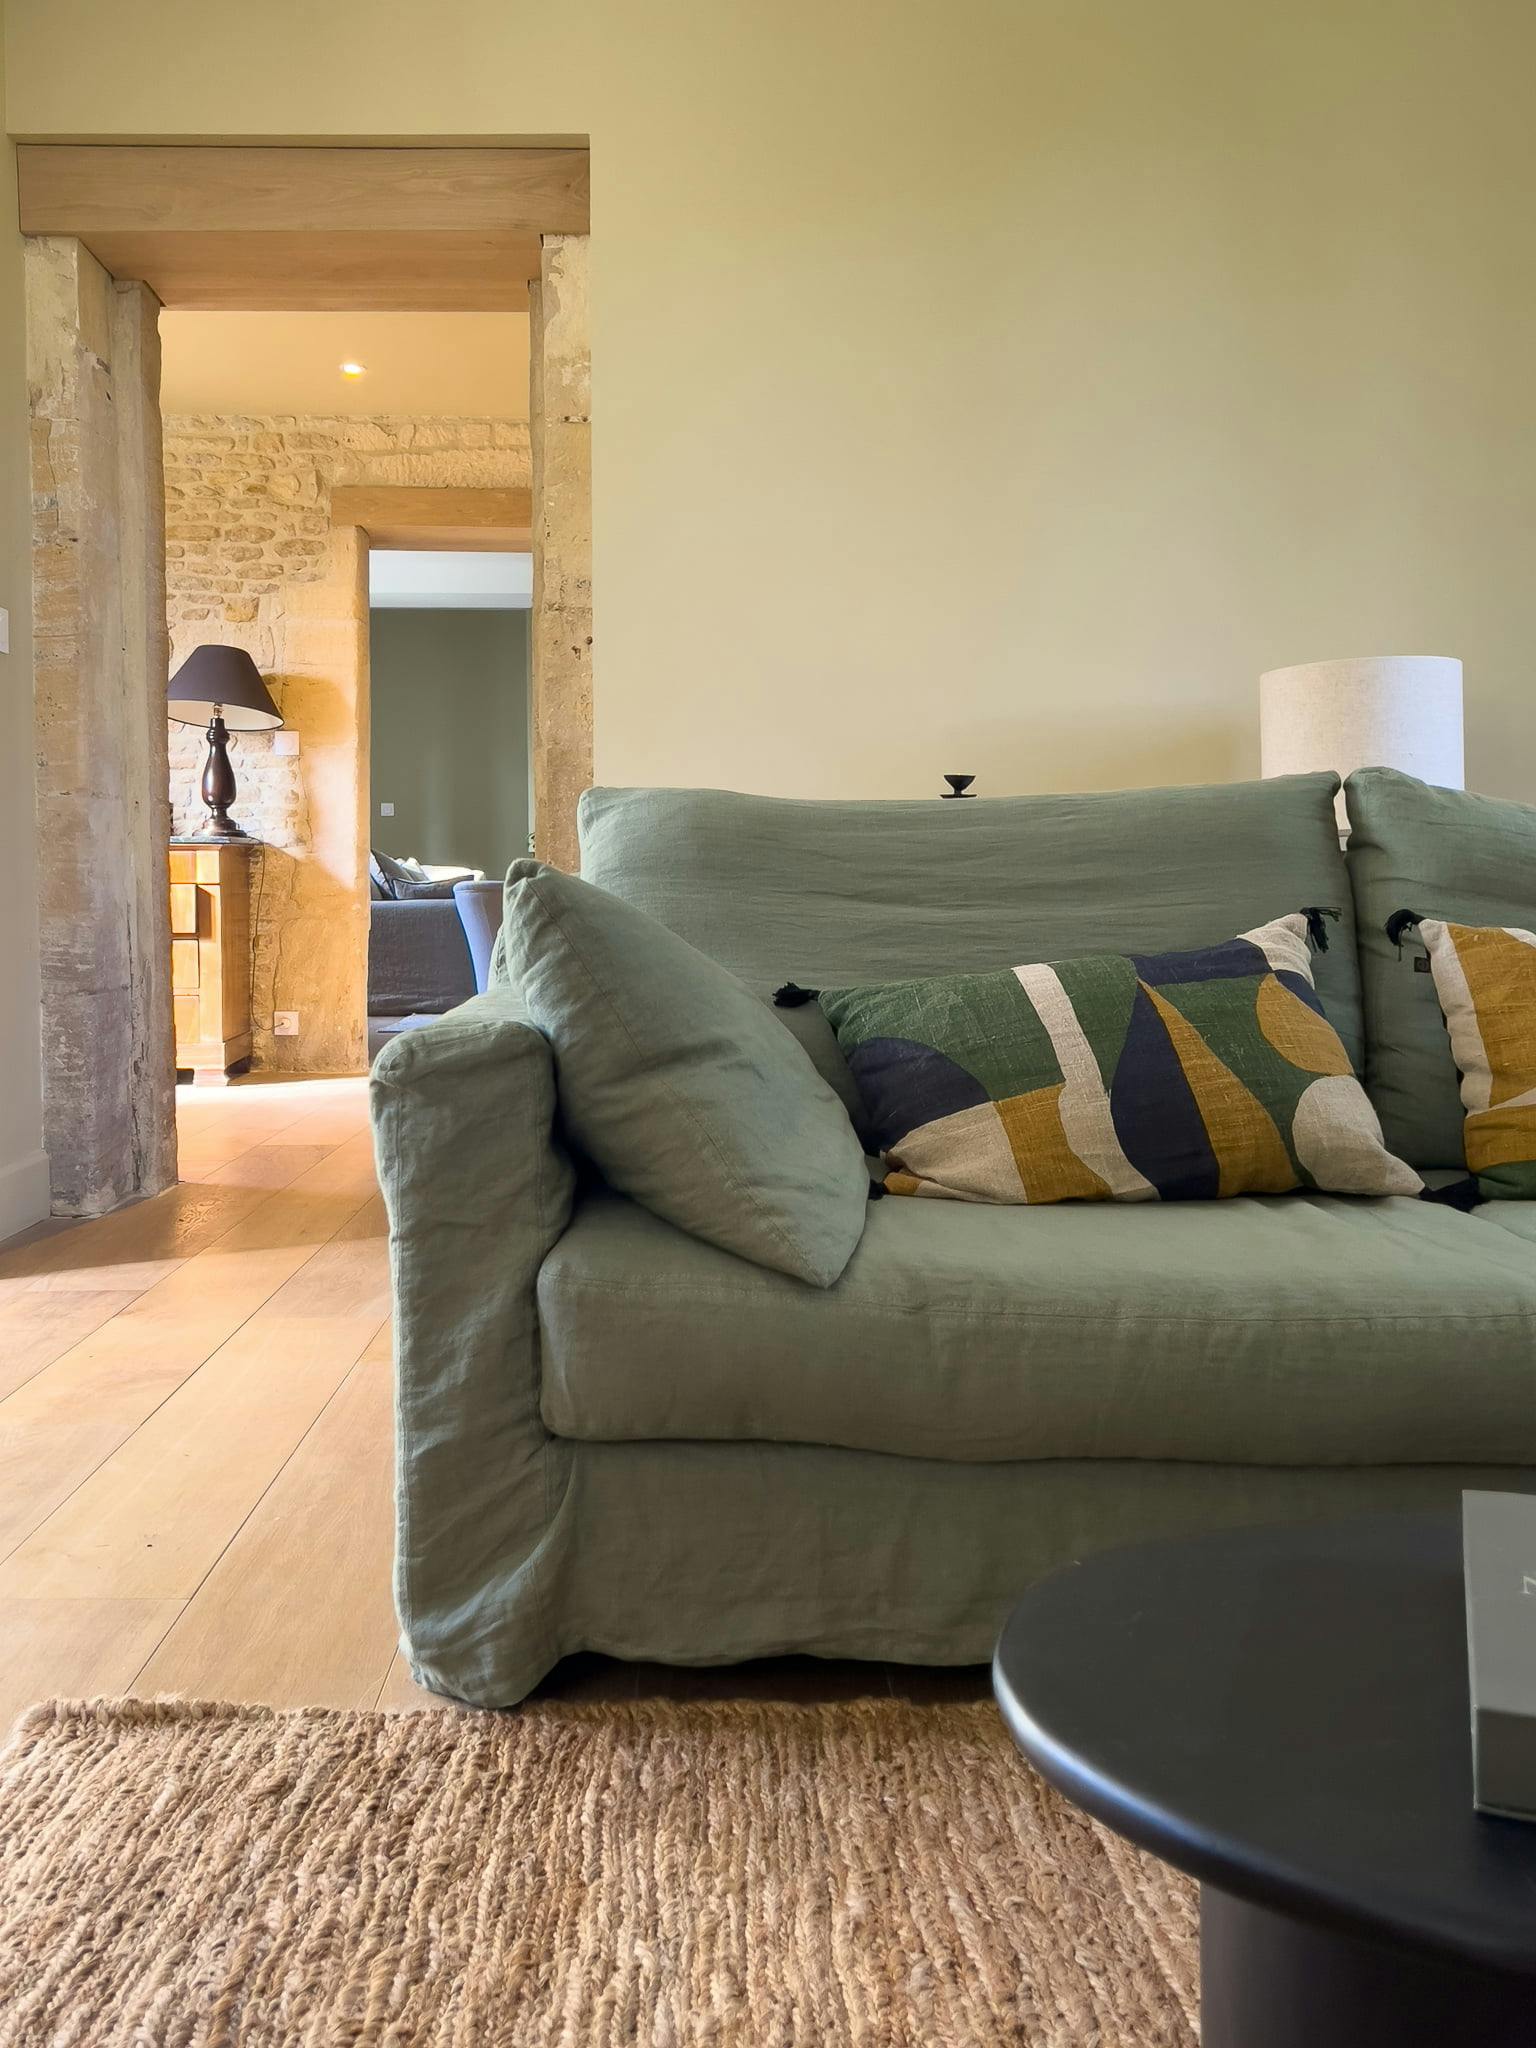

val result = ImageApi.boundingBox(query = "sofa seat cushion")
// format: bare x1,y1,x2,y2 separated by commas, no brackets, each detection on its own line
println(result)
538,1190,1536,1466
1475,1201,1536,1247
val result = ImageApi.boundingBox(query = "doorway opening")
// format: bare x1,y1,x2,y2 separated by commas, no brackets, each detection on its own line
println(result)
366,548,532,1062
19,145,590,1214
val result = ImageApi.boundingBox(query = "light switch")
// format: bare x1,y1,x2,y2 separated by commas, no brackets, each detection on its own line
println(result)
0,609,9,655
272,729,300,756
379,801,395,817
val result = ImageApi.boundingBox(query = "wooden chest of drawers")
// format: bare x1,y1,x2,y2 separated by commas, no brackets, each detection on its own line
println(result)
169,841,257,1083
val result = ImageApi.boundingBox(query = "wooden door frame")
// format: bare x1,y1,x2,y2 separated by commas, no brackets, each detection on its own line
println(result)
16,145,588,310
332,486,532,553
21,143,590,1212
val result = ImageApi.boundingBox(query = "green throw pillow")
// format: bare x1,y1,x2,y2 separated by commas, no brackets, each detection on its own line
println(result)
502,860,869,1285
781,913,1421,1204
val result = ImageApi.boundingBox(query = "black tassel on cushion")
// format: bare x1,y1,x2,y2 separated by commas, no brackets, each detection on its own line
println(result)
867,1179,887,1201
773,982,821,1008
1300,906,1342,954
1420,1177,1482,1213
1385,908,1424,953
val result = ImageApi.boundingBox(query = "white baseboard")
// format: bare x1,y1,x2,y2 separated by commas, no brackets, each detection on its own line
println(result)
0,1147,50,1244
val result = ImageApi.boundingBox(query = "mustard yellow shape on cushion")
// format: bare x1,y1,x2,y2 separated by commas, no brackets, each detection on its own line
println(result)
1420,919,1536,1198
1254,972,1355,1078
1143,984,1296,1198
1450,925,1536,1108
995,1085,1111,1205
1466,1100,1536,1176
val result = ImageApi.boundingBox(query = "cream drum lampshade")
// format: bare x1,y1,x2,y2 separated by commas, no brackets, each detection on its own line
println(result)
1259,655,1464,829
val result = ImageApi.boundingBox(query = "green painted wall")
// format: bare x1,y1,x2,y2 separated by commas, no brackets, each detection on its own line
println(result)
369,607,530,879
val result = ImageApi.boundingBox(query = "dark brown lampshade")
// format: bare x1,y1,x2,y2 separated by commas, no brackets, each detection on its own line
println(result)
167,645,283,731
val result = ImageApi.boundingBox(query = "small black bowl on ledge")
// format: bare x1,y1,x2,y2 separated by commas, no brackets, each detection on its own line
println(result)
941,775,976,799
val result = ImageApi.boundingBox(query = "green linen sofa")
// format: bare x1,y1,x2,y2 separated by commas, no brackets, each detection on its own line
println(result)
371,767,1536,1707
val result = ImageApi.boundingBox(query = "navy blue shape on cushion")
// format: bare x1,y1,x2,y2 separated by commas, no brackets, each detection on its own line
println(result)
1128,935,1270,986
1109,983,1221,1199
1275,967,1327,1017
847,1039,990,1154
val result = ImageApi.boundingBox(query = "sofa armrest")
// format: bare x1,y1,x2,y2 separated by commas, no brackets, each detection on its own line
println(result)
370,990,578,1701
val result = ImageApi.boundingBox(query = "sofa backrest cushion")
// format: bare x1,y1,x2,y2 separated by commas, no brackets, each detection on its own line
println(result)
579,778,1364,1097
1345,768,1536,1168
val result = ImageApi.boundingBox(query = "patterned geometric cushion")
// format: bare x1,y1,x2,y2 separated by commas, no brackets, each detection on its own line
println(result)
805,914,1422,1204
1345,769,1536,1168
1418,920,1536,1200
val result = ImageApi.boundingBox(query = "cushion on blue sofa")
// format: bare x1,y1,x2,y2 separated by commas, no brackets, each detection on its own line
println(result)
537,1188,1536,1468
368,897,476,1016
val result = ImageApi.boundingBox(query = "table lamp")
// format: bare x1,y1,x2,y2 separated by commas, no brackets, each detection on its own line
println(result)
1259,655,1464,830
167,645,283,839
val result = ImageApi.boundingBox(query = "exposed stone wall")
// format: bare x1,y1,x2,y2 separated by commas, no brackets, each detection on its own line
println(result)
530,237,593,874
28,238,175,1215
162,415,529,1071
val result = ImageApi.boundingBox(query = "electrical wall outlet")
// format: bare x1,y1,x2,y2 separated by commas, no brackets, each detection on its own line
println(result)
273,1012,300,1037
379,801,395,817
272,730,300,756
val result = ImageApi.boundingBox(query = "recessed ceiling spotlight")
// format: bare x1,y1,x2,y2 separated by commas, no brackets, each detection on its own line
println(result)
339,361,367,378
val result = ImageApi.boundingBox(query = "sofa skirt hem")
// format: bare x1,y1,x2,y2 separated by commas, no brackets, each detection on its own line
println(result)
398,1441,1536,1710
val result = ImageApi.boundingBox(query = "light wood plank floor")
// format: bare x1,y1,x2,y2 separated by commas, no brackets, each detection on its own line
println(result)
0,1077,985,1726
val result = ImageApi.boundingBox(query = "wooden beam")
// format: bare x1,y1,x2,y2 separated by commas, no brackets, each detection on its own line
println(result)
367,526,533,553
55,231,538,313
16,145,586,313
329,485,533,552
17,146,589,237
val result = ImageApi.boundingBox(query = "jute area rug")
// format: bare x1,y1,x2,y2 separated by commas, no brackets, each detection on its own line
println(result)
0,1696,1197,2047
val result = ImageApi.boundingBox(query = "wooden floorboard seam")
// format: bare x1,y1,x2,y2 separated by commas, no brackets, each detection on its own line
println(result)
0,1178,376,1417
0,1142,380,1576
124,1310,394,1701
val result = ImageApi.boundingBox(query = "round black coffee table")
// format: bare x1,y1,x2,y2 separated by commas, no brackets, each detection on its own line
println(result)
992,1516,1536,2048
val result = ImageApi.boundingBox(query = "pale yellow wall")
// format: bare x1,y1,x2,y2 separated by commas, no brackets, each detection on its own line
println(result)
0,29,47,1234
6,0,1535,802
